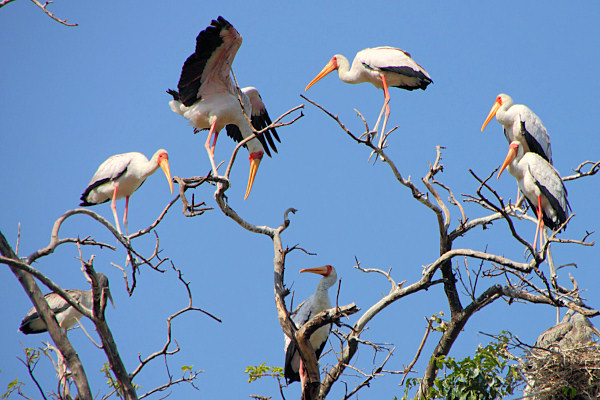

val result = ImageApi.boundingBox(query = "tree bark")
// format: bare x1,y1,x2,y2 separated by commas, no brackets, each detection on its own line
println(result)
0,230,93,400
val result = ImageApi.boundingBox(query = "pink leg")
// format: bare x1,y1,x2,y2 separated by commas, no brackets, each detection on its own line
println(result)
533,195,543,251
110,183,122,234
123,196,130,236
204,120,219,174
373,74,392,150
378,74,392,149
299,359,308,388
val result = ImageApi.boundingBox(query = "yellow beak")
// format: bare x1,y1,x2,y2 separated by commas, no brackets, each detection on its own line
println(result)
244,157,261,200
481,98,502,132
497,143,519,179
305,58,337,91
159,158,173,194
299,266,330,276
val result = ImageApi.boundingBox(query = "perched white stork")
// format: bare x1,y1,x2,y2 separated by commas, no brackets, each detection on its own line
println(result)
305,46,432,147
284,265,337,385
167,16,280,200
481,93,552,164
19,273,113,335
498,141,570,250
80,149,173,235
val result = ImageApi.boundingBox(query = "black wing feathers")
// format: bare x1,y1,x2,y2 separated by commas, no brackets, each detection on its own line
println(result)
284,339,300,383
535,180,570,231
79,165,129,206
177,17,232,107
521,120,551,163
225,112,280,158
252,109,281,156
378,65,432,90
19,298,71,334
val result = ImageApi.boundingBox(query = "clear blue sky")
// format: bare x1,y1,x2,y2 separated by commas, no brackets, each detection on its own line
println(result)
1,1,599,399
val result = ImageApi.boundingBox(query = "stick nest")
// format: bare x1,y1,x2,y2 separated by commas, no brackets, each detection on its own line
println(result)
521,343,600,399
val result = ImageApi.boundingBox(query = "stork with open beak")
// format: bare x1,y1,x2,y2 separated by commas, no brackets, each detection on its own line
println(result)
305,46,432,147
284,265,337,386
167,16,280,200
498,141,570,250
19,273,114,335
80,149,172,235
481,93,552,164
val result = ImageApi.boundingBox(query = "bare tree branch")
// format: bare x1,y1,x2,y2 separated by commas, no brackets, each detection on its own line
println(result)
0,230,92,399
28,0,78,26
562,160,600,181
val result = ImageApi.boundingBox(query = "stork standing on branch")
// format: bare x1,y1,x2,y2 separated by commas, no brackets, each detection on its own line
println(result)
20,273,114,335
481,93,552,164
498,141,570,250
305,46,432,148
167,16,280,200
284,265,338,386
80,149,173,235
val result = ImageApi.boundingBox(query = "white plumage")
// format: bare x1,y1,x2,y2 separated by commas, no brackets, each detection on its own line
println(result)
167,16,280,200
80,149,172,234
284,265,337,385
498,141,570,249
305,46,432,147
482,93,552,164
19,273,113,335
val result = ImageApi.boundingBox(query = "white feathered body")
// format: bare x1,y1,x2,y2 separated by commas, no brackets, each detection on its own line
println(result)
334,46,432,91
494,94,552,164
507,147,569,230
80,150,165,206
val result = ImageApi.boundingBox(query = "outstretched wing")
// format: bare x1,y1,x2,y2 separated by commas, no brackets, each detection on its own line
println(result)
176,16,242,107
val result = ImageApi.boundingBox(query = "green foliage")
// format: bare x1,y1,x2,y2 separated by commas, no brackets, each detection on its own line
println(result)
1,378,22,399
244,363,284,383
101,363,141,397
402,333,519,400
431,311,447,333
560,386,578,399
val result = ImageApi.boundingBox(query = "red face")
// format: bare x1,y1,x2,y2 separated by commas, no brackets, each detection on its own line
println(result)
158,152,169,162
249,151,264,161
331,56,339,70
496,95,503,105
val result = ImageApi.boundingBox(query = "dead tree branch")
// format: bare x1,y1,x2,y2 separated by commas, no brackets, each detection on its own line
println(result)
0,230,92,399
29,0,78,26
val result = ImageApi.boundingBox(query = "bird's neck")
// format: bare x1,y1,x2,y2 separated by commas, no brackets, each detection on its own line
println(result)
495,103,513,127
335,55,358,84
143,156,162,179
315,276,335,294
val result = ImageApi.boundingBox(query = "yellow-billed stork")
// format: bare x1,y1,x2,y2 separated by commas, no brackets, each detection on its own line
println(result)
284,265,338,385
481,93,552,164
498,141,570,250
19,273,113,334
305,46,432,147
80,149,172,235
167,16,280,200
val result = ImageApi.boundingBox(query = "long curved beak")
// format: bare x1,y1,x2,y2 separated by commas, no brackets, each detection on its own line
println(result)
481,98,502,132
159,158,173,194
497,143,519,179
244,154,262,200
305,58,337,91
299,266,329,276
102,287,115,310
